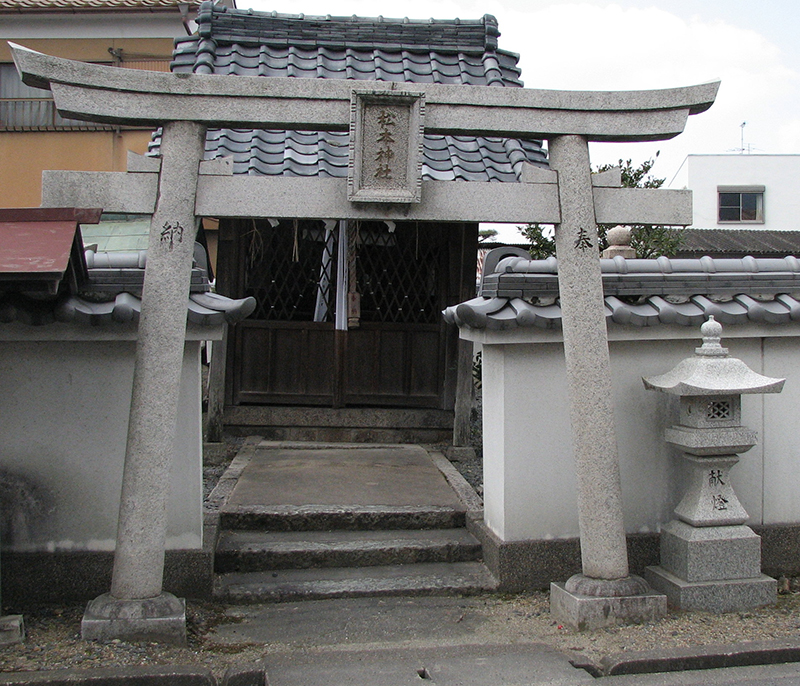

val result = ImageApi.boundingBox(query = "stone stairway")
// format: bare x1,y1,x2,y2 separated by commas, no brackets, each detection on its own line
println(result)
209,441,496,602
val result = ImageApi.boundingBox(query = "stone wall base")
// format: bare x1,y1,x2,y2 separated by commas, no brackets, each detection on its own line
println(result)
468,517,800,592
754,524,800,577
4,523,800,605
1,550,212,609
0,615,24,645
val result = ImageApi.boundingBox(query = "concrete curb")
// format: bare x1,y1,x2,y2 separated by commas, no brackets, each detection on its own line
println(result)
598,638,800,676
427,448,483,514
203,435,262,551
0,664,265,686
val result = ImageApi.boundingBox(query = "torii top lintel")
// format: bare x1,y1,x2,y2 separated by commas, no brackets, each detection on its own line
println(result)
10,43,719,143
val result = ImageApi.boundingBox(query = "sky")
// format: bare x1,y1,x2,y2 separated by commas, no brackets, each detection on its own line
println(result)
242,0,800,236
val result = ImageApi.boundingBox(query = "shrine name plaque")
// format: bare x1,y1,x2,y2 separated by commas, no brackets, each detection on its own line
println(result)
348,90,425,204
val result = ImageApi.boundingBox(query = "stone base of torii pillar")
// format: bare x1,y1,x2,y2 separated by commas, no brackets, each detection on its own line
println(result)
550,578,667,632
81,593,186,646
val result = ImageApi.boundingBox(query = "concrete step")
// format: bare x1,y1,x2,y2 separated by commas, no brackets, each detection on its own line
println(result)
219,504,466,532
223,407,454,444
215,528,483,573
214,561,497,603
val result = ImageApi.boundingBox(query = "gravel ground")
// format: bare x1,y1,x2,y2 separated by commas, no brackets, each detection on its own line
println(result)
4,588,800,677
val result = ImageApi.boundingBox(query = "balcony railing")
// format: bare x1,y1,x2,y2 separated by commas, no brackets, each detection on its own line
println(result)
0,98,117,131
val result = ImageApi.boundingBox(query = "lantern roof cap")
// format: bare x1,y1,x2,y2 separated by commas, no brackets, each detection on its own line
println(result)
642,316,785,396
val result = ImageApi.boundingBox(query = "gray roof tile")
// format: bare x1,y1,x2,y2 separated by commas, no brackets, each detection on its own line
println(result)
445,253,800,330
150,2,546,180
445,292,800,331
0,263,255,328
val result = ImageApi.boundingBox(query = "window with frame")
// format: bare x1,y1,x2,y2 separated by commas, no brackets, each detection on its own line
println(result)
718,185,765,223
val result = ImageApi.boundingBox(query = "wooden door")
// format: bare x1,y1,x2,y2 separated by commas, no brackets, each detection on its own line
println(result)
223,218,472,409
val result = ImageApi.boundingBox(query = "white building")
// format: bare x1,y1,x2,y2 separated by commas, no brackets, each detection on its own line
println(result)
671,154,800,231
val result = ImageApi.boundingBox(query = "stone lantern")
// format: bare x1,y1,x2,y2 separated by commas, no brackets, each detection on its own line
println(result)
642,317,784,612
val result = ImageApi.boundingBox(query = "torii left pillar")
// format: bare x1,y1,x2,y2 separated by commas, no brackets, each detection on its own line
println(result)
82,121,206,645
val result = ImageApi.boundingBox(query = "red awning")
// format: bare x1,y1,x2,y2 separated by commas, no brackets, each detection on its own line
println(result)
0,208,101,295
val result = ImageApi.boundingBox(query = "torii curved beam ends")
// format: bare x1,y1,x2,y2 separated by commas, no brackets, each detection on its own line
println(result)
10,42,720,142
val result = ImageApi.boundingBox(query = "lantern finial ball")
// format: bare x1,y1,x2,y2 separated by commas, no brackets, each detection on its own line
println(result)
697,316,727,357
702,315,722,339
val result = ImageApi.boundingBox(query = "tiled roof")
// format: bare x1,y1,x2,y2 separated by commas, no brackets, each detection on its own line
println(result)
446,292,800,331
151,3,547,182
0,290,255,326
1,245,255,326
0,0,188,10
678,229,800,259
444,253,800,330
191,7,502,55
193,129,545,183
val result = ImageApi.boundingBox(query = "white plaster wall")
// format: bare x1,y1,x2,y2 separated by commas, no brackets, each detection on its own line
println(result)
0,338,203,552
482,342,577,541
481,345,506,538
474,325,798,542
762,335,800,524
676,154,800,231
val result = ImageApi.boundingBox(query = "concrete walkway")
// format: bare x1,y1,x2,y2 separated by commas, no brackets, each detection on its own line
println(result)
223,442,469,512
206,595,800,686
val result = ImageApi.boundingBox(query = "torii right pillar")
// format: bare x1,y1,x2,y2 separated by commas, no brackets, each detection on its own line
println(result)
548,134,667,630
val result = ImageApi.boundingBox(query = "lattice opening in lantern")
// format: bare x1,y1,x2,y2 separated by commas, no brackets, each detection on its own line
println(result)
707,400,732,420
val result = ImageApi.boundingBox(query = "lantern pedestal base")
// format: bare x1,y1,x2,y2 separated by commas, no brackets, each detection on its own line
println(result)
645,566,776,613
646,519,776,612
659,520,762,581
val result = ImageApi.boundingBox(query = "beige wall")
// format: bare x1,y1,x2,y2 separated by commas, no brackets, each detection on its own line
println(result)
0,130,154,208
0,37,175,63
1,37,174,208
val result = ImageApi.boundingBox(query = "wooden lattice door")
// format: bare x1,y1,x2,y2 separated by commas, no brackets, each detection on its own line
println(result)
228,219,464,409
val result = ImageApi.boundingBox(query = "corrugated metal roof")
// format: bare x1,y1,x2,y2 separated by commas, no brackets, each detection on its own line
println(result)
0,220,78,276
80,218,151,252
149,2,547,182
678,229,800,258
0,207,98,296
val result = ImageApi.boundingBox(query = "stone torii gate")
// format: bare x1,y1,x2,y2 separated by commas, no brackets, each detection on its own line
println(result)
11,42,718,641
